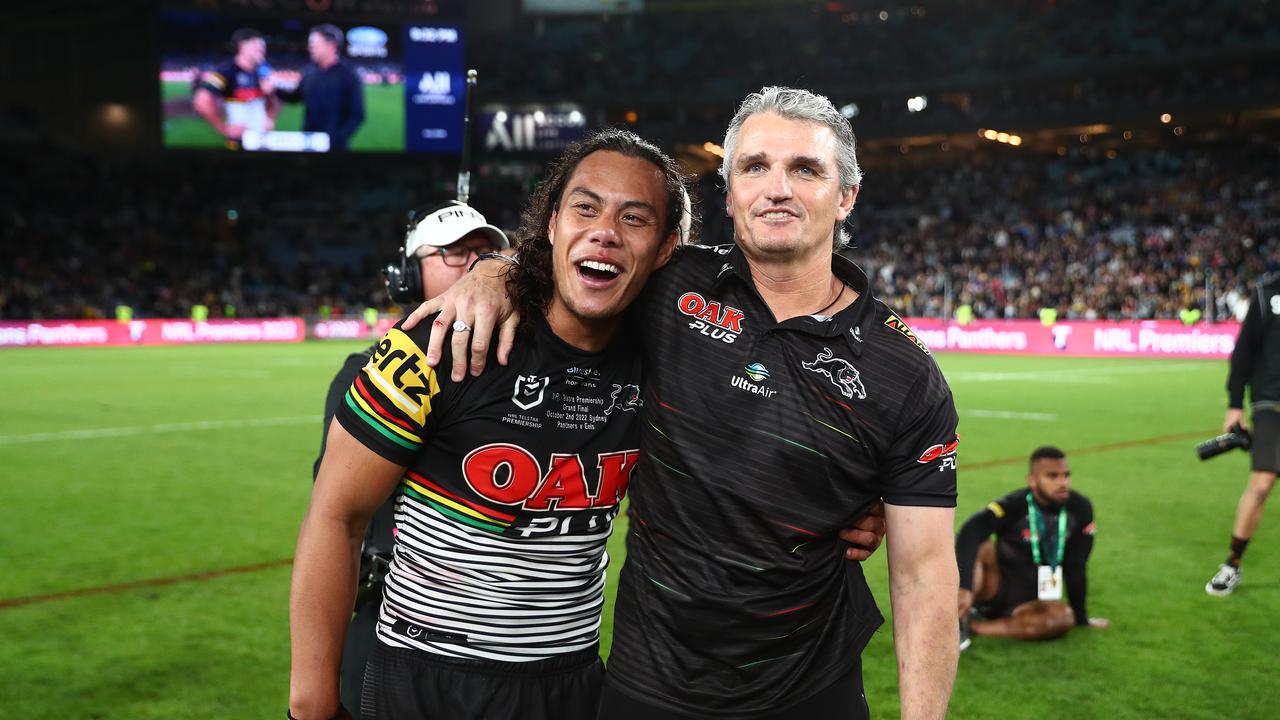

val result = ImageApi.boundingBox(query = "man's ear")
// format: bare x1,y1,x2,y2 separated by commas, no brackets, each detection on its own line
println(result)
655,230,678,269
836,184,859,222
547,208,558,245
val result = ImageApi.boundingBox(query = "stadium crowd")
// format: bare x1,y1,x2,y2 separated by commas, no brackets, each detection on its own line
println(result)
695,135,1280,323
2,136,1276,323
847,137,1280,322
0,152,531,320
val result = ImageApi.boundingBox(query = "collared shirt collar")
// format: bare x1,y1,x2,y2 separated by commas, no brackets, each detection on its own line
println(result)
710,244,874,356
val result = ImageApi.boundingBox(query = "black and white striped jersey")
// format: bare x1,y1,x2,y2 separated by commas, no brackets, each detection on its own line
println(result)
335,313,642,662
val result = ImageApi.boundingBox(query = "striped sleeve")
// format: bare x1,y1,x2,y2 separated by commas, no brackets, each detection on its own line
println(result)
335,325,443,466
197,65,229,96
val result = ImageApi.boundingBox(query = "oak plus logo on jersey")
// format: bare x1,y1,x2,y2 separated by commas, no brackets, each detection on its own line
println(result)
917,435,959,472
512,374,550,410
462,444,640,534
731,362,776,398
677,291,744,344
802,347,866,400
368,329,440,424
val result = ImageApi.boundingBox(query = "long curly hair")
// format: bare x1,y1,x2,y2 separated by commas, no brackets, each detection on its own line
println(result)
507,128,695,332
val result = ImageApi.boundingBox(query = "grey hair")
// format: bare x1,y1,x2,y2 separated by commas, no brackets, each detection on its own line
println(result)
719,86,862,249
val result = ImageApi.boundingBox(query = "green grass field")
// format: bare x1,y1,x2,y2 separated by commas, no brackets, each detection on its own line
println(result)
162,81,405,152
1,344,1276,718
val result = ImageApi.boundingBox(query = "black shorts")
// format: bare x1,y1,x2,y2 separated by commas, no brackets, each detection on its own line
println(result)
1251,410,1280,473
596,659,868,720
360,641,603,720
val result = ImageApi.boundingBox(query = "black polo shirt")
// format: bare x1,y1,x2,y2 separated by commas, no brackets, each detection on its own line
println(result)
607,244,959,716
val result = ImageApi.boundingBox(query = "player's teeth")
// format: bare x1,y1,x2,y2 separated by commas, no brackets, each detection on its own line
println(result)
580,260,620,275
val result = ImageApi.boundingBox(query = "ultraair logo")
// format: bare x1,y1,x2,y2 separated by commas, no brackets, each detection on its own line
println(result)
732,362,776,398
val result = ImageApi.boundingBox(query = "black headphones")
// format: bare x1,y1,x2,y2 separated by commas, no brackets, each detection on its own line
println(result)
382,201,464,305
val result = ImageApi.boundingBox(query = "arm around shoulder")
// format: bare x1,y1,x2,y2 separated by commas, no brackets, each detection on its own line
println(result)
289,419,405,719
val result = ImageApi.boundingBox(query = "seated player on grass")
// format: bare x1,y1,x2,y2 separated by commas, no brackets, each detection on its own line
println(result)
956,445,1108,650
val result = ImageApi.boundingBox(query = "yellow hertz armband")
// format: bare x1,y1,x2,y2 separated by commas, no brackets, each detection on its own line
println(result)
365,328,441,426
986,501,1005,518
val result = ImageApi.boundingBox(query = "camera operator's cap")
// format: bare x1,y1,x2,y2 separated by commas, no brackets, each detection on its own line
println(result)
403,201,510,258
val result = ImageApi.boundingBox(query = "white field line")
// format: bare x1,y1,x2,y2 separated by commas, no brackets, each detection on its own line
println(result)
0,416,322,445
962,409,1058,421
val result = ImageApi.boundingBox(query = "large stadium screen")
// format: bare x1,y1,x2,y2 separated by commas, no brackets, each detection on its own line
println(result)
159,11,465,153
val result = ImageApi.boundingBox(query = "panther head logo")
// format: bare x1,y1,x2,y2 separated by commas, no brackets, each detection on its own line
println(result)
605,383,643,415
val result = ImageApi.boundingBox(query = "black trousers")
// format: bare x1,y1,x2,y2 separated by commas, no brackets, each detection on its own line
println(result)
597,659,868,720
361,641,604,720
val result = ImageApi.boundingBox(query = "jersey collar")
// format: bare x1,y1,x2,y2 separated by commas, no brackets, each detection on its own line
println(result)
711,244,875,356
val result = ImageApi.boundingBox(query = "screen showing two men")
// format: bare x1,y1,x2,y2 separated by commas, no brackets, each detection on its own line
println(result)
159,11,464,153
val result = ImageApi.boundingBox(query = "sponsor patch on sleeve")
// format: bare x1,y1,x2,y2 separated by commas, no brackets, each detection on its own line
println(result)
884,315,931,355
363,328,441,426
986,501,1005,518
1082,521,1096,536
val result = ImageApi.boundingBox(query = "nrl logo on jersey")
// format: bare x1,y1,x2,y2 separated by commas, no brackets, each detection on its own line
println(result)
512,374,550,410
802,347,866,400
677,291,744,345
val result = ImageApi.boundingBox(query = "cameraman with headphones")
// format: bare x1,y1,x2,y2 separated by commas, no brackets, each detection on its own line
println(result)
311,202,509,714
1206,273,1280,596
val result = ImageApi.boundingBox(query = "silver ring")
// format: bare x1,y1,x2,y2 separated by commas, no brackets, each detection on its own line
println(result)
452,319,472,333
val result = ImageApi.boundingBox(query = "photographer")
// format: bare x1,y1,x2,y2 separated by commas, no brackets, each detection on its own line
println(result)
1206,274,1280,596
311,202,509,715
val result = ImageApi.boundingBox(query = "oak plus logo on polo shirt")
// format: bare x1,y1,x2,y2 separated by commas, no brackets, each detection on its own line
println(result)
731,362,776,398
802,347,867,400
917,435,959,472
676,291,744,344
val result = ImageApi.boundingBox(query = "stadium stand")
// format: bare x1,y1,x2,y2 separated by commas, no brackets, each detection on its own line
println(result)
3,134,1276,322
1,0,1278,323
